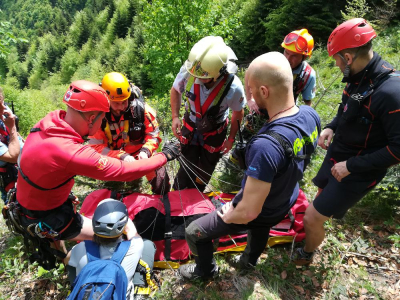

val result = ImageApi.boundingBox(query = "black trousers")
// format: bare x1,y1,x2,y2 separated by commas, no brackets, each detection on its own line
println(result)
185,208,287,274
173,128,226,192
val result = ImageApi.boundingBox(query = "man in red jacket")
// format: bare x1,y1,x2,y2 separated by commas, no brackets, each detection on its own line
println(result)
16,80,180,246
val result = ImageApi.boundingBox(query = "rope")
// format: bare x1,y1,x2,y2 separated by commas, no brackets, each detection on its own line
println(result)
175,156,215,212
179,154,242,188
170,158,187,230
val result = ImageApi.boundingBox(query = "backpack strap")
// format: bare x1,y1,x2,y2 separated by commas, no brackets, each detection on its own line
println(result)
110,240,131,264
293,62,306,96
162,194,172,261
85,240,101,263
193,74,230,120
296,63,312,95
262,130,311,161
186,74,235,118
212,74,235,112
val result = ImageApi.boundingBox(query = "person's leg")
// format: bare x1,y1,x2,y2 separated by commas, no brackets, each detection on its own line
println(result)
236,211,290,268
303,201,330,253
196,149,222,191
293,169,387,265
196,130,226,191
181,210,246,279
131,239,156,287
241,227,271,266
173,144,200,190
147,165,171,195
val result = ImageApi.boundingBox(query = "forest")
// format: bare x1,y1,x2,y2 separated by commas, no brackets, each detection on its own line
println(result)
0,0,399,299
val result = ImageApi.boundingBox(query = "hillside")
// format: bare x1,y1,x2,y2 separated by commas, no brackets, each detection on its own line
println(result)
0,0,399,299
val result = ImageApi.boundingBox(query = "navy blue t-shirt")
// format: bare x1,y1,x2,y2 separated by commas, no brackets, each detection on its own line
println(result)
233,105,321,218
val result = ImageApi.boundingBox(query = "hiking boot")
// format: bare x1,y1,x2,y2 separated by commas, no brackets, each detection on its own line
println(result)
291,247,314,266
228,254,256,271
179,263,218,281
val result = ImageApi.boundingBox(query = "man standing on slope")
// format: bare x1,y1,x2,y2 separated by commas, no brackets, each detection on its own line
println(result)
179,52,320,280
170,36,246,191
89,72,170,194
292,18,400,265
245,29,316,136
16,80,180,246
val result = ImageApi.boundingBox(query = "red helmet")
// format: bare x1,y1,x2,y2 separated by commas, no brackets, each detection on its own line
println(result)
63,80,110,112
327,18,376,57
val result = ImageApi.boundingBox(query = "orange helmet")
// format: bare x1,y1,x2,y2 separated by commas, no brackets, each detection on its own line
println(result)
282,29,314,56
63,80,110,112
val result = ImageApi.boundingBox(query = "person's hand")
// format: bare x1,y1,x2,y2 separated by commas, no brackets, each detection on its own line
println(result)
247,98,260,114
318,128,334,150
2,109,16,129
162,140,181,162
123,155,136,162
331,161,350,182
221,139,234,154
217,202,234,224
172,117,182,139
137,151,149,160
124,218,139,240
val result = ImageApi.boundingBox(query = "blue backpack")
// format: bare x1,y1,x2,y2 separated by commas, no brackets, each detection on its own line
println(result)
68,240,131,300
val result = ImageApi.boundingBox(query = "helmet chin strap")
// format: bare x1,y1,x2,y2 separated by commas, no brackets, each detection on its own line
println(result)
338,48,360,80
78,111,104,136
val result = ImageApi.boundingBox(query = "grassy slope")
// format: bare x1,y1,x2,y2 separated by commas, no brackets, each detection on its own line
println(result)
0,28,399,299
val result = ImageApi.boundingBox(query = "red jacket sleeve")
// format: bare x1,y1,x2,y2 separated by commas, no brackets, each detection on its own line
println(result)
65,144,167,181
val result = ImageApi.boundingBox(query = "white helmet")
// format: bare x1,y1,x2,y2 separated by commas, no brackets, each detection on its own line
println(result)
185,36,238,80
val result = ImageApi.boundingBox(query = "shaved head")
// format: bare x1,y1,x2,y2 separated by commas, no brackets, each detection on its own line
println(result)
247,52,293,92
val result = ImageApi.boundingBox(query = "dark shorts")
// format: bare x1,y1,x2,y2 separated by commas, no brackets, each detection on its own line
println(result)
312,154,386,219
19,199,83,240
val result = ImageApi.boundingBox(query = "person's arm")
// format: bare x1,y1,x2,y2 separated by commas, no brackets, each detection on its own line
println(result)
221,109,244,154
218,176,271,224
170,87,182,139
139,104,161,159
88,127,128,160
346,93,400,172
244,70,260,114
66,145,168,182
222,76,247,153
0,111,20,163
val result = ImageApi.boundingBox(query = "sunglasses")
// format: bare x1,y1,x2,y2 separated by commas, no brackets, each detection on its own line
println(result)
284,33,308,53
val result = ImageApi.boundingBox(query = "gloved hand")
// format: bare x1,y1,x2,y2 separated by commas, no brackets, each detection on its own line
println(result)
162,140,181,162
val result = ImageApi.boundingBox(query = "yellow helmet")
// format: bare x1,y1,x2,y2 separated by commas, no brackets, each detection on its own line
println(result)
281,29,314,57
100,72,131,102
185,36,235,79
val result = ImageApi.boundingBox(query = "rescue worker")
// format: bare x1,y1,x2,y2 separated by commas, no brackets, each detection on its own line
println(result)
89,72,170,194
179,52,320,280
170,36,246,191
16,80,180,248
66,199,157,299
0,87,23,200
292,19,400,265
244,29,316,140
